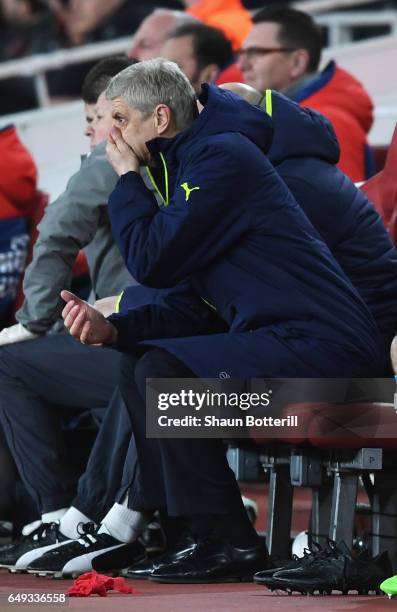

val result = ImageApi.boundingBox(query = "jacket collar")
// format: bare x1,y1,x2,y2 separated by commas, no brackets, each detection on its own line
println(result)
145,83,218,164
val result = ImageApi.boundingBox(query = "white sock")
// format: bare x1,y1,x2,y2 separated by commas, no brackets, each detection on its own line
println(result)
59,506,93,539
22,519,42,536
41,508,68,524
99,503,148,543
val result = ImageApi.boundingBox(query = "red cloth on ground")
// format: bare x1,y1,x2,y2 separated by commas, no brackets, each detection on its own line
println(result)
67,571,136,597
186,0,252,51
301,64,373,182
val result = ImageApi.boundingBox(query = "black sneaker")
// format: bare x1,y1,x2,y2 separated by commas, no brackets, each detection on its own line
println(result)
270,540,392,595
0,522,70,572
254,541,323,589
27,525,146,579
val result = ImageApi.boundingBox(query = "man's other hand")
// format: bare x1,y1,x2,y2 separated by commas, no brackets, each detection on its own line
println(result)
61,290,117,345
0,323,39,346
106,127,140,176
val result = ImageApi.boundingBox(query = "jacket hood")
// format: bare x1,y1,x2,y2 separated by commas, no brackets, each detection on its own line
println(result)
147,83,274,160
267,90,340,165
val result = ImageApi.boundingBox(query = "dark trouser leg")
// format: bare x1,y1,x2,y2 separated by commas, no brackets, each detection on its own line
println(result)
0,426,17,518
73,380,144,523
118,349,258,546
0,333,121,514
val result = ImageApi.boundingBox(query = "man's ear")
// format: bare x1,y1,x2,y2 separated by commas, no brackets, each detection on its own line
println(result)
154,104,172,135
198,64,219,86
290,49,310,81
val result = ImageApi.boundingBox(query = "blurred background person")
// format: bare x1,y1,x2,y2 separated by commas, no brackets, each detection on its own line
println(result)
181,0,252,51
237,6,375,182
161,22,234,93
0,122,39,329
127,8,196,61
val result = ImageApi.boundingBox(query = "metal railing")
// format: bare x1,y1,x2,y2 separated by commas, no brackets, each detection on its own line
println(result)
0,5,396,108
316,10,397,46
296,0,385,13
0,36,131,106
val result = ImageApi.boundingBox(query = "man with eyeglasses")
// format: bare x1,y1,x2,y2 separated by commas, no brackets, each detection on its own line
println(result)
237,6,374,183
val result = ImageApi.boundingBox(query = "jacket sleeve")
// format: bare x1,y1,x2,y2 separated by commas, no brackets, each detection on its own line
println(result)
108,141,250,288
108,281,226,352
16,143,118,333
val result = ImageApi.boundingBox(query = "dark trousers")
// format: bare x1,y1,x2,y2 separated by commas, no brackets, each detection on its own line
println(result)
119,349,247,518
0,332,139,520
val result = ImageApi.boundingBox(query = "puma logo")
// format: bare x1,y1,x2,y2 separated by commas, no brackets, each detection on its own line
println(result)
180,182,200,201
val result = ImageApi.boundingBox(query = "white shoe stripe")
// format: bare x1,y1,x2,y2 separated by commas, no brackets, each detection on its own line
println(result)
15,539,73,570
62,543,126,575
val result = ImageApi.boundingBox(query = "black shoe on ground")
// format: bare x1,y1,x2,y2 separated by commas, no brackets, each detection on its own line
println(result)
139,520,166,556
27,525,146,579
254,541,323,588
126,534,197,579
149,537,268,583
0,522,70,573
254,555,308,589
269,540,392,595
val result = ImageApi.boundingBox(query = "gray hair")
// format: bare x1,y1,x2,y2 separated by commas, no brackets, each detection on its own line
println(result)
106,58,197,131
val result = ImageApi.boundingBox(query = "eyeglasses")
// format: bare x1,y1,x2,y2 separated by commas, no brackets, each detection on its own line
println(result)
236,47,297,60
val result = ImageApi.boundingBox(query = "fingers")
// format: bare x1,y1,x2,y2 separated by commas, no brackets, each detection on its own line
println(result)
67,306,88,340
61,299,76,321
61,290,84,305
80,320,92,344
109,127,131,155
109,126,122,144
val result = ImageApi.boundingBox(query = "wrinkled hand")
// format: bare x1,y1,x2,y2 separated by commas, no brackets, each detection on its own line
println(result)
61,290,117,346
93,295,118,317
106,127,140,176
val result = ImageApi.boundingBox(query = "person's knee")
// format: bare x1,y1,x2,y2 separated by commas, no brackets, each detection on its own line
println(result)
133,349,169,398
0,345,22,380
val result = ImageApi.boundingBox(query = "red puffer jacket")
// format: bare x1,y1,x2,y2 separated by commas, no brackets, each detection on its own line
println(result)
296,61,374,182
0,124,38,220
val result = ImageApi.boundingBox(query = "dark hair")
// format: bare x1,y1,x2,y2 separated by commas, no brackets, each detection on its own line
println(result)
168,23,234,71
252,7,323,72
81,55,134,104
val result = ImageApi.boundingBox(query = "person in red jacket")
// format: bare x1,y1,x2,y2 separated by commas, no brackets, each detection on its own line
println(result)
237,6,375,182
182,0,252,52
0,125,38,327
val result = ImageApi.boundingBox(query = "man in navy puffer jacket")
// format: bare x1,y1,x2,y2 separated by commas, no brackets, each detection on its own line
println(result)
220,83,397,373
61,60,384,583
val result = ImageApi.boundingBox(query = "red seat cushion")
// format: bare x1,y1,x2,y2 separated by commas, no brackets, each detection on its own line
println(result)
306,402,397,449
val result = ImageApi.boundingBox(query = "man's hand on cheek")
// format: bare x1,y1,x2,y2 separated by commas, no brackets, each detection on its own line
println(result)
106,126,140,176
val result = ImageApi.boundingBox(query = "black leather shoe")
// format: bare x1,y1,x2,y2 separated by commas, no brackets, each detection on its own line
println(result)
149,537,268,583
125,535,197,579
139,521,166,556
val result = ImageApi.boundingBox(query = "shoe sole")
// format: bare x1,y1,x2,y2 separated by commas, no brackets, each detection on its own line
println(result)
149,574,254,584
28,567,128,580
123,572,151,580
253,577,279,588
2,565,25,573
270,579,382,596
